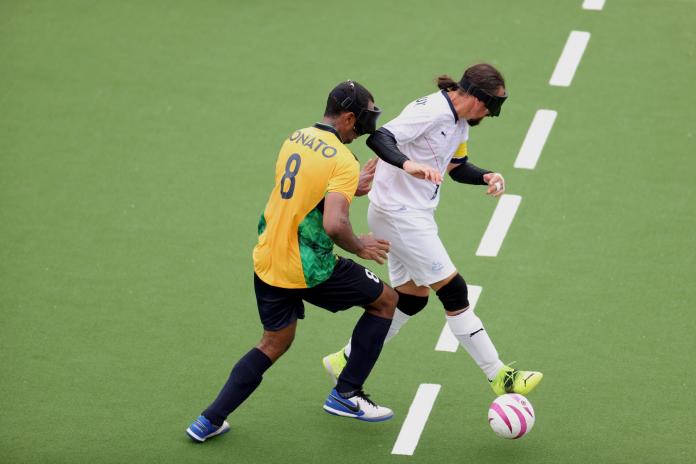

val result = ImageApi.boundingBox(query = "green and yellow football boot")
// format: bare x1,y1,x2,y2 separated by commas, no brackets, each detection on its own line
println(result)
490,365,543,396
322,349,348,385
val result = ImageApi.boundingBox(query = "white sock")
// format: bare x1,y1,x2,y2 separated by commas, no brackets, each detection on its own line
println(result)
343,308,411,357
446,309,504,380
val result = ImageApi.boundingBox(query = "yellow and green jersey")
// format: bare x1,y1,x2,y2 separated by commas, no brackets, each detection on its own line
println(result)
253,123,359,289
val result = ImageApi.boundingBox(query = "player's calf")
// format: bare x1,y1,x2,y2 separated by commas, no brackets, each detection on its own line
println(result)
439,274,509,380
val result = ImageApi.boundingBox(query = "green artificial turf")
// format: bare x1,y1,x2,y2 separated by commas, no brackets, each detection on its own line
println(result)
1,0,695,462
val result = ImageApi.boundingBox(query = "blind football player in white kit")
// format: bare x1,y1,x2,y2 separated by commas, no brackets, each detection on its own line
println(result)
323,64,543,396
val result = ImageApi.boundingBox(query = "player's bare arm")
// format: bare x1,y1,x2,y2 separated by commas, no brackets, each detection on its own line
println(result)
447,159,505,197
323,191,390,264
367,128,442,184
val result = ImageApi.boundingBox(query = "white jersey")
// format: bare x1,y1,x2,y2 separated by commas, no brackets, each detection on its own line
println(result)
368,90,470,211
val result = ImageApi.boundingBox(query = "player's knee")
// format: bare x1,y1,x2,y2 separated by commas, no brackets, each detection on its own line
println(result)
257,341,291,362
257,331,295,361
435,274,469,311
396,291,429,316
368,285,397,319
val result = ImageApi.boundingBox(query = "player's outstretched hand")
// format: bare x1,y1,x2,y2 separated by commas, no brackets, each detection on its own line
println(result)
403,160,442,184
357,233,390,264
356,157,378,197
483,172,505,197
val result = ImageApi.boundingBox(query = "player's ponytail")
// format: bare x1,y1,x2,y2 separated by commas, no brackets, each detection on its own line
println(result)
436,75,459,91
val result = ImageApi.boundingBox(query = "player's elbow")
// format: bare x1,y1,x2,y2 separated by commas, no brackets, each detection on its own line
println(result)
365,128,388,153
323,218,343,240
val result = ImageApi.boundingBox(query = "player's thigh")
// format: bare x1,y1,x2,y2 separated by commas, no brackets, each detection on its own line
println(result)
368,203,404,246
368,204,418,287
301,257,386,313
376,208,455,287
254,273,305,331
407,234,455,287
386,251,414,289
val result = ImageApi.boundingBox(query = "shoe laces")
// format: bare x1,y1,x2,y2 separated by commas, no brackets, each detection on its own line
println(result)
502,361,519,393
354,390,377,407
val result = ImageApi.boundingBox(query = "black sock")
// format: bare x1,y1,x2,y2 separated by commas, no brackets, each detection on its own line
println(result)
336,312,391,396
202,347,272,426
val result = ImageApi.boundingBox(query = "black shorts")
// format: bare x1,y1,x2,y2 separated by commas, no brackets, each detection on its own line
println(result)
254,257,385,331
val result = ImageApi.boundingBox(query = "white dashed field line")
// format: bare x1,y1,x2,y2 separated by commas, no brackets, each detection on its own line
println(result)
514,110,558,170
475,195,522,257
435,285,483,352
549,31,591,87
583,0,605,10
392,384,441,456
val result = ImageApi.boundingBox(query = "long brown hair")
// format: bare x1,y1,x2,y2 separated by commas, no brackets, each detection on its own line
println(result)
436,75,459,91
437,63,505,94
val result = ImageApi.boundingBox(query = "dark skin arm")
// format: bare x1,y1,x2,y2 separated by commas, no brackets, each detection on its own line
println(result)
355,158,377,197
323,192,390,264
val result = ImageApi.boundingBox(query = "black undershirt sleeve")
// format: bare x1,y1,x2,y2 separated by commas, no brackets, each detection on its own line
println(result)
365,128,409,169
448,156,491,185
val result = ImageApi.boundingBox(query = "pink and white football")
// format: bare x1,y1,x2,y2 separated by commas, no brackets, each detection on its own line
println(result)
488,393,535,439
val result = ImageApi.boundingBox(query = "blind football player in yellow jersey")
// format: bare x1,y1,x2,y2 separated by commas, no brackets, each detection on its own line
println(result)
187,81,399,443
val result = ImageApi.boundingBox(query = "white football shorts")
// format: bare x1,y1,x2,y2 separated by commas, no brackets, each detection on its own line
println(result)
367,202,456,288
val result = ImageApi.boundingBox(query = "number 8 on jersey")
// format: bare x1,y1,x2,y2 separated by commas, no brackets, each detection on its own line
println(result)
280,153,302,199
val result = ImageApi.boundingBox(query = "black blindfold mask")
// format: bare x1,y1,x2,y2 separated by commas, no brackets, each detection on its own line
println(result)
458,78,508,117
332,81,382,135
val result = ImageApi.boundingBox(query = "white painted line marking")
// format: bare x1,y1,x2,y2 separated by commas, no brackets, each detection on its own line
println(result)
435,285,482,352
476,195,522,257
549,31,591,87
514,110,557,170
392,384,441,456
583,0,605,10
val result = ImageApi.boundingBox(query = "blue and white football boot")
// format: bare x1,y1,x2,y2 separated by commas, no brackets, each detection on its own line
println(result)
323,388,393,422
186,415,230,442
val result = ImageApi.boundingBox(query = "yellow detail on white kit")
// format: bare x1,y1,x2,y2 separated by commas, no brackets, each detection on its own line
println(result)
452,142,468,162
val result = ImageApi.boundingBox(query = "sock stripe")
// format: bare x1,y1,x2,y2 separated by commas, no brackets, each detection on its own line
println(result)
470,328,485,337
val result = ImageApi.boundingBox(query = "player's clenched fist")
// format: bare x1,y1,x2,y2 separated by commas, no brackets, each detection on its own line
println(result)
483,172,505,197
357,233,390,264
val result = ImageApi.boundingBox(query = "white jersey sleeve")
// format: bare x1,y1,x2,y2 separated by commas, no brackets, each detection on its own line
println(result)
383,98,441,145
